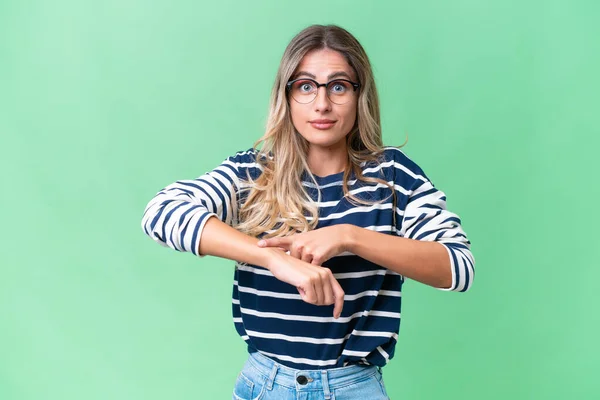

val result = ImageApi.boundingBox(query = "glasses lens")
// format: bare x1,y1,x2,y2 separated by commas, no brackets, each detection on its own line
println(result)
290,79,317,104
327,80,354,104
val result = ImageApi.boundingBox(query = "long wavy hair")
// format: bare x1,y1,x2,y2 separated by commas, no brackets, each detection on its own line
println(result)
236,24,400,238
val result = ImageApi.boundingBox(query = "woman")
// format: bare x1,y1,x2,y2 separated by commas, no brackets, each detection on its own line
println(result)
142,24,474,400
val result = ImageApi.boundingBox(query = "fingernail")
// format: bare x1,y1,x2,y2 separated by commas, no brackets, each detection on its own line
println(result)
257,240,265,246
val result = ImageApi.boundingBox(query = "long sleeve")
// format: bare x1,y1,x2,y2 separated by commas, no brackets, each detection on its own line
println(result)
398,177,475,292
141,150,253,256
389,147,475,293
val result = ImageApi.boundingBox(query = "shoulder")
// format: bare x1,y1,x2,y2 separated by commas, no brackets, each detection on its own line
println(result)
224,148,259,165
221,148,267,181
378,146,432,186
380,146,421,171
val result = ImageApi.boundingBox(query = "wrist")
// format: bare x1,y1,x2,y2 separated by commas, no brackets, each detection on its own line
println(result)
342,224,358,253
257,246,286,271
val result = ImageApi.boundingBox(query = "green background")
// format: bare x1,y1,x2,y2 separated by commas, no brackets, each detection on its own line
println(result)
1,0,598,398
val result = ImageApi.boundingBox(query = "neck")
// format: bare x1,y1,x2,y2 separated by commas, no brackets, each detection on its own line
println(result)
306,141,348,178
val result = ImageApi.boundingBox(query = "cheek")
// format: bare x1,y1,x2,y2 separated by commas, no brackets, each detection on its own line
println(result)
339,105,357,130
290,103,306,130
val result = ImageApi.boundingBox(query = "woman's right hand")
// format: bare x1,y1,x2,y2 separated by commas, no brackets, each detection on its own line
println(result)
264,248,345,319
191,217,344,318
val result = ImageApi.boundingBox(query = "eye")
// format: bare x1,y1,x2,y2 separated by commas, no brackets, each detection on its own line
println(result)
293,80,316,93
329,80,350,94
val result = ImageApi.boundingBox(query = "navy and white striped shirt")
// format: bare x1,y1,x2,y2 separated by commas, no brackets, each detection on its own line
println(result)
142,147,474,369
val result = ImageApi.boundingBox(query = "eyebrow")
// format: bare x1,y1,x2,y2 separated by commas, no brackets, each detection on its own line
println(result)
293,70,354,81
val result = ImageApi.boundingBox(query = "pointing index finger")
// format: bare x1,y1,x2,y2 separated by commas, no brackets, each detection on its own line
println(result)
258,236,292,250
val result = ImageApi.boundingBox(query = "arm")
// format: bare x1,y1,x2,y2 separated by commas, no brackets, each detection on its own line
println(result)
258,178,474,292
197,215,276,266
260,222,467,291
141,155,242,256
344,226,454,289
389,178,475,292
346,155,474,291
141,153,345,316
198,216,344,319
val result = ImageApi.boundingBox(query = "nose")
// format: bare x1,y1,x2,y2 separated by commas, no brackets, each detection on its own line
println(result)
313,86,332,111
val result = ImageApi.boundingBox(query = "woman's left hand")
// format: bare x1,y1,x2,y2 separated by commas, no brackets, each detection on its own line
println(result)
257,225,352,265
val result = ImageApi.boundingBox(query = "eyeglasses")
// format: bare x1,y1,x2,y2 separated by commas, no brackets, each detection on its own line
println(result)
286,78,360,105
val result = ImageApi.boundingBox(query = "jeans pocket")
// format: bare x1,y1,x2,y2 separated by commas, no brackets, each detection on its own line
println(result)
332,372,389,400
232,371,267,400
375,369,390,399
232,372,254,400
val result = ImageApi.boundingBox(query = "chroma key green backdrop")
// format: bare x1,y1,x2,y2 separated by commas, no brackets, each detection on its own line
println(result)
1,0,598,399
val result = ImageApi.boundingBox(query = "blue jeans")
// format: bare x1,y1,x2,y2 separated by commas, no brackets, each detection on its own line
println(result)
232,351,390,400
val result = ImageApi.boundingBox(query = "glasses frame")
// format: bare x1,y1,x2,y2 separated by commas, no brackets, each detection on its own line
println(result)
285,78,360,105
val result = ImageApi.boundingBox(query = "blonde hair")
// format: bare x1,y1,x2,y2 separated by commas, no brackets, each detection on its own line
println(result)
236,24,401,238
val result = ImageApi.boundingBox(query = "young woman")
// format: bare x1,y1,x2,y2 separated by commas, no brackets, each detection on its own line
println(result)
142,24,474,400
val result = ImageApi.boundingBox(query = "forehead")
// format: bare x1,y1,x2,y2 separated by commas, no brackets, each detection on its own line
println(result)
294,48,355,80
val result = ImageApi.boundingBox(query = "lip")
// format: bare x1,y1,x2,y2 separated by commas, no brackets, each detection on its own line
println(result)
309,119,337,130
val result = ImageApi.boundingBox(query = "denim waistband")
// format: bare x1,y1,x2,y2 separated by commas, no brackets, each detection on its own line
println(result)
246,351,380,398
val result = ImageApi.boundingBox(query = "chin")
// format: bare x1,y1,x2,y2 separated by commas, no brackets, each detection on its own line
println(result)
304,134,347,149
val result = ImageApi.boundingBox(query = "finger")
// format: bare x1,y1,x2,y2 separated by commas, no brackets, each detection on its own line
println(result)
297,284,314,304
306,270,325,305
297,286,307,299
258,236,291,250
329,275,345,319
290,243,302,260
304,283,322,305
296,268,319,304
314,280,325,305
301,251,313,264
321,269,335,306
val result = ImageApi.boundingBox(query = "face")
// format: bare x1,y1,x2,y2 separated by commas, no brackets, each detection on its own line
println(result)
288,48,358,151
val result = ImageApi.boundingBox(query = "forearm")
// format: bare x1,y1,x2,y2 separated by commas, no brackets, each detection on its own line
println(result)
345,225,453,289
198,216,278,269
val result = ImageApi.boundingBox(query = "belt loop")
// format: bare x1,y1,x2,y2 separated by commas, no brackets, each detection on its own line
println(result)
321,370,332,399
266,363,278,390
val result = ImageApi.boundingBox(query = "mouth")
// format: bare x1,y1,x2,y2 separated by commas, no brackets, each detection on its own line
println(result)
309,120,337,130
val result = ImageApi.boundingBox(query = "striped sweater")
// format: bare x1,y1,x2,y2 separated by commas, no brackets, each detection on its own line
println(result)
141,147,474,369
